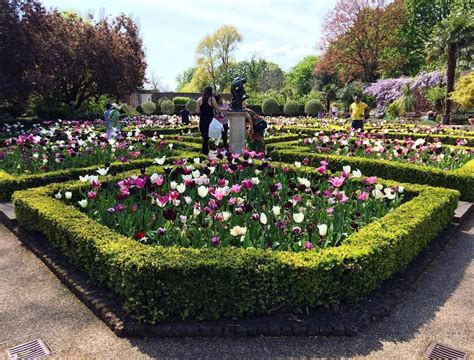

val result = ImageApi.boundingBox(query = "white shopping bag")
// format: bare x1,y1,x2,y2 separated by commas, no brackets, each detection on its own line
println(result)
209,118,224,139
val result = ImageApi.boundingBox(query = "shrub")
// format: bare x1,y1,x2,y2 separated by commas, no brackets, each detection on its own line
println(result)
283,100,300,115
141,101,157,115
387,99,404,118
121,104,140,116
32,96,70,119
160,100,175,115
186,99,197,113
173,97,190,106
450,72,474,110
12,165,459,323
305,99,324,116
158,97,171,105
262,98,280,115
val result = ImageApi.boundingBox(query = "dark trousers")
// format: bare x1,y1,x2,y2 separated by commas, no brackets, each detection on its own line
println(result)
351,120,364,131
222,124,229,149
199,118,212,155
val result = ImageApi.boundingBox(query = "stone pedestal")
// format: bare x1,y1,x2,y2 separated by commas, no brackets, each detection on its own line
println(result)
228,111,246,154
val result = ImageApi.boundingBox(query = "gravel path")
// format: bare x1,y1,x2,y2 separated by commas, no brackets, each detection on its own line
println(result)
0,215,472,359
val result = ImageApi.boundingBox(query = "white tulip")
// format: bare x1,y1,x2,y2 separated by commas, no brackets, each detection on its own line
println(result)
230,226,247,236
260,213,268,225
96,167,109,176
197,186,208,198
317,224,328,236
251,177,260,185
294,161,302,168
54,192,62,200
192,170,201,179
79,175,90,183
297,177,311,188
272,206,281,216
351,169,362,178
154,156,166,165
193,208,201,216
170,181,178,190
184,196,192,204
65,192,72,199
222,211,231,221
293,212,305,223
398,186,404,193
176,183,186,194
78,199,88,208
343,165,351,174
193,157,201,164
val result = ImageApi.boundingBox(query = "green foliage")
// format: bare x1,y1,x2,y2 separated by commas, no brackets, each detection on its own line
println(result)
284,55,318,97
12,167,459,322
158,97,171,105
186,99,197,113
173,97,190,106
305,99,324,116
176,67,196,91
160,100,175,115
247,90,286,106
336,82,365,108
31,96,70,119
120,104,140,116
450,72,474,109
425,86,446,112
298,90,322,105
261,98,280,115
141,101,157,115
387,99,405,118
283,100,300,115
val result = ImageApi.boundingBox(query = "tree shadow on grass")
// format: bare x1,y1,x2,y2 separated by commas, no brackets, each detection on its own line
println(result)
127,216,473,359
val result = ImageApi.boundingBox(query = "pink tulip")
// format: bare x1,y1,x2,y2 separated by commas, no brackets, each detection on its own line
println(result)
328,176,345,188
357,192,369,201
363,176,377,185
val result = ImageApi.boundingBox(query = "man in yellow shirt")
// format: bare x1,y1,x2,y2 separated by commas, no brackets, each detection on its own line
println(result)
349,95,370,131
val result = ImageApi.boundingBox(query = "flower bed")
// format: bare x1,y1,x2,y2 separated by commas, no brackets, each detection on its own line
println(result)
62,155,403,251
13,157,459,323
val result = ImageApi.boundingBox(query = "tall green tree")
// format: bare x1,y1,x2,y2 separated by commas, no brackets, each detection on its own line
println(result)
230,57,284,93
426,11,474,122
284,55,319,97
176,67,196,91
196,25,242,91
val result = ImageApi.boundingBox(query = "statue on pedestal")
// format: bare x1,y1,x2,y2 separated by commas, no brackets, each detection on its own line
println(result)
230,77,249,111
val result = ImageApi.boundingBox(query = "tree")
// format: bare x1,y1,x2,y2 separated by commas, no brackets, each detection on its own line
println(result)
176,67,196,91
196,25,242,91
1,1,146,112
426,11,474,122
321,84,337,112
450,72,474,109
284,56,318,98
319,0,404,83
230,57,284,93
145,72,163,92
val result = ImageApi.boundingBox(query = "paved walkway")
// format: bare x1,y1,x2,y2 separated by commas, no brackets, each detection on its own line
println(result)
0,215,472,359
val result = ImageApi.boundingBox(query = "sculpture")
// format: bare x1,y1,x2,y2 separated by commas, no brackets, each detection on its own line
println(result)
230,77,249,111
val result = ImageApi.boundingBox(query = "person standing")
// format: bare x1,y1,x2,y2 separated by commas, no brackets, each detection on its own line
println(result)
214,94,229,150
104,102,112,138
195,86,224,155
179,106,190,125
349,95,370,131
109,103,121,138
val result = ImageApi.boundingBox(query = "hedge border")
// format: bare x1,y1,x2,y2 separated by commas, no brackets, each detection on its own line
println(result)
0,144,201,201
12,163,459,324
269,145,474,201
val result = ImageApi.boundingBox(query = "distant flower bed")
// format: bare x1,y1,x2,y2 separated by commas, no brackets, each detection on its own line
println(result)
122,114,198,129
300,132,473,170
60,153,404,252
0,123,174,175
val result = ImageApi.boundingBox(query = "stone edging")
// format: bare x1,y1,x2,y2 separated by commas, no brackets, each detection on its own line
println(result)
2,217,463,338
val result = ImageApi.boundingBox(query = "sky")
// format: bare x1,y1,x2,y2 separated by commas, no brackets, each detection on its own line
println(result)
41,0,337,90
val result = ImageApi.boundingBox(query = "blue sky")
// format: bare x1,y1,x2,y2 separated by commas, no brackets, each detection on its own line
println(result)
42,0,337,90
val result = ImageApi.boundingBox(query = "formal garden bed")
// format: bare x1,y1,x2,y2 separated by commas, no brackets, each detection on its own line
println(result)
12,153,459,324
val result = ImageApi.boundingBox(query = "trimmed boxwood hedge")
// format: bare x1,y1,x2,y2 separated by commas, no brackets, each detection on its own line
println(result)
12,163,459,323
0,147,201,202
269,144,474,201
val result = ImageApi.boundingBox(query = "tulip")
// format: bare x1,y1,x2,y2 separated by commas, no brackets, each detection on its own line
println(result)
293,212,304,223
317,224,328,236
87,191,97,200
96,167,109,176
230,226,247,236
54,192,62,199
198,186,208,198
352,169,362,178
211,236,221,246
260,212,268,225
364,176,377,185
176,183,186,194
154,156,166,165
65,191,72,199
78,199,88,208
294,161,302,168
328,176,345,188
303,241,314,250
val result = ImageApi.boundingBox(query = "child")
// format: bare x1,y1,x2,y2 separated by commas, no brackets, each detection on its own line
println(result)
245,108,265,153
214,94,229,150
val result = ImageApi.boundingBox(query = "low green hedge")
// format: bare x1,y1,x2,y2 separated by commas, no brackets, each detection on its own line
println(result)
129,126,199,136
12,164,459,323
0,149,201,202
270,145,474,201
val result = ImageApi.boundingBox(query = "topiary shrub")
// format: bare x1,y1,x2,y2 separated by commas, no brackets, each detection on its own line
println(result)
305,99,324,116
173,97,190,106
121,104,140,117
158,97,171,105
284,100,300,115
141,101,157,115
186,99,197,113
161,100,175,115
262,98,279,115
